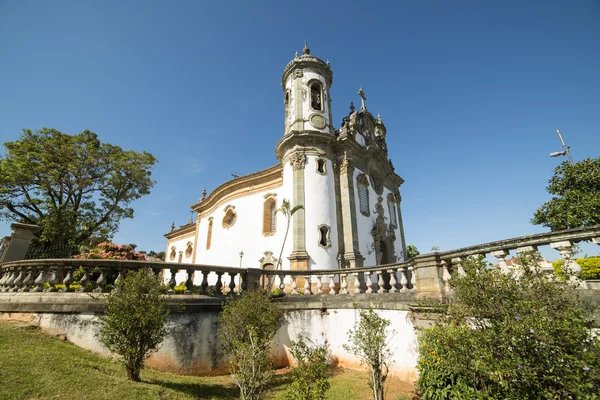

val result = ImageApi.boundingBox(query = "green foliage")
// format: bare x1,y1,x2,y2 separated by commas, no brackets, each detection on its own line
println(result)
276,199,304,270
75,242,147,261
0,128,157,247
218,290,285,400
285,336,330,400
406,244,420,260
532,157,600,230
416,255,600,399
97,269,169,381
343,308,394,400
553,256,600,280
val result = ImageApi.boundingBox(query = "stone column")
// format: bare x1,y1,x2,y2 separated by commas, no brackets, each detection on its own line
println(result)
550,241,581,275
288,152,309,272
491,250,510,274
412,253,445,299
0,223,40,263
395,193,407,260
338,156,364,269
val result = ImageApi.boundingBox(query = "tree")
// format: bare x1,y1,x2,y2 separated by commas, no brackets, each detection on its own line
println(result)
96,268,169,381
406,244,420,259
276,199,304,270
343,308,395,400
532,157,600,230
0,128,157,247
416,254,600,399
286,336,331,400
218,290,285,400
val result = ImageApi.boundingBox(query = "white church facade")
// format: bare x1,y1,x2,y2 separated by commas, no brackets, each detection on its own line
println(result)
164,44,407,277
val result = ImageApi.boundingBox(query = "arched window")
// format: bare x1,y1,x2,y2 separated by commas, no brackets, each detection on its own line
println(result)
206,217,213,250
387,193,398,228
316,158,326,175
357,174,370,216
169,246,176,261
263,197,277,236
318,224,331,248
310,82,322,111
222,205,237,229
185,242,193,258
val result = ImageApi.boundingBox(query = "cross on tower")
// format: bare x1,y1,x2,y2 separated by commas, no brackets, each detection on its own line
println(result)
358,88,367,111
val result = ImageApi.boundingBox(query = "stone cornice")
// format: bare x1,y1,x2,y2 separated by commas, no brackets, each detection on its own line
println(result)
275,131,337,161
282,55,333,87
191,164,283,218
164,223,196,239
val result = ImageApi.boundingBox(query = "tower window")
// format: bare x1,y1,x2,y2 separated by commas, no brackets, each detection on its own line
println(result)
318,224,331,248
263,197,277,236
357,174,370,216
206,217,213,250
316,158,326,174
310,83,322,111
185,242,193,258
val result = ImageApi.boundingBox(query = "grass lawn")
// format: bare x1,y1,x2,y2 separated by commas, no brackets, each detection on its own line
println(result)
0,320,414,399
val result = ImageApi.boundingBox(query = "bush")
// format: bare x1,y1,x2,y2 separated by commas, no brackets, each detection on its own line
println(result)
285,336,330,400
416,254,600,399
553,256,600,280
218,290,285,400
96,268,169,381
343,308,394,400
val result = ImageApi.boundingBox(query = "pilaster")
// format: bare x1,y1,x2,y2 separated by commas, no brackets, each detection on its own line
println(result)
288,152,309,271
338,156,364,268
412,253,445,300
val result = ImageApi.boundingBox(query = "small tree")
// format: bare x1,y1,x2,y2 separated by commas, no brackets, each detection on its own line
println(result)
218,290,285,400
344,308,395,400
96,268,169,381
406,244,420,260
276,199,304,270
286,336,331,400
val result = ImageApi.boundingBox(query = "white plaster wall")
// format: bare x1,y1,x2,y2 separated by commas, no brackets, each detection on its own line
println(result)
304,155,338,271
165,235,195,265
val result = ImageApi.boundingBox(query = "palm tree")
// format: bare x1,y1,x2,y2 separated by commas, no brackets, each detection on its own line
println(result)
276,199,304,271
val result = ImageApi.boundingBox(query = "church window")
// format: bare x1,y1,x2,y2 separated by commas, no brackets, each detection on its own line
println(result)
316,158,326,175
185,242,193,258
222,206,237,229
318,224,331,248
263,197,277,236
387,193,398,228
178,251,183,264
206,217,213,250
357,174,370,216
310,82,322,111
169,246,176,261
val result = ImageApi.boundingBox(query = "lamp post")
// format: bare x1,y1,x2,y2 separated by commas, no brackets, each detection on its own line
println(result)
549,128,574,165
239,250,244,268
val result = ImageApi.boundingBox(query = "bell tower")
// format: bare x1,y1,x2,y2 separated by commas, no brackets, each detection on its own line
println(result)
281,42,334,136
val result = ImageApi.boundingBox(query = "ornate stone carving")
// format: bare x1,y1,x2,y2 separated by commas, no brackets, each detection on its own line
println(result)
340,156,353,175
289,152,306,170
309,114,326,129
357,174,370,186
259,251,278,269
295,69,303,78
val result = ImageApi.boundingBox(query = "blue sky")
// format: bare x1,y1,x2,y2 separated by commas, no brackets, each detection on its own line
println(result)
1,1,599,260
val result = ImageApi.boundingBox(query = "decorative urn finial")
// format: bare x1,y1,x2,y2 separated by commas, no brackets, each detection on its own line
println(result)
303,40,310,55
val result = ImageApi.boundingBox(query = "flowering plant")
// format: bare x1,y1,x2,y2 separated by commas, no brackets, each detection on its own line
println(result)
74,242,147,261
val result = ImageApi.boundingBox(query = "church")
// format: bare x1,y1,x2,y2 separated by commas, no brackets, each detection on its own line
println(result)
164,43,407,277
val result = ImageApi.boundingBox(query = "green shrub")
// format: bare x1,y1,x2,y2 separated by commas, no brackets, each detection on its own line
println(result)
416,254,600,399
96,269,169,381
553,256,600,280
218,290,285,400
285,336,330,400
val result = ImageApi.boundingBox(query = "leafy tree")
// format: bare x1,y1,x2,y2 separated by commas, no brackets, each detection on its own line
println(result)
218,290,285,400
0,128,157,247
96,268,169,381
406,244,420,260
276,198,304,270
532,157,600,230
416,254,600,399
286,336,331,400
343,308,395,400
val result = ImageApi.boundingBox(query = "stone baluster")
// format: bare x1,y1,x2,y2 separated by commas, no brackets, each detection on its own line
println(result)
550,241,580,275
0,270,9,290
229,273,236,295
167,268,178,294
377,271,386,293
388,268,398,293
407,266,416,291
78,266,90,292
303,275,311,295
491,250,510,274
11,270,24,292
5,270,17,292
21,267,34,292
61,267,74,292
452,258,465,276
215,272,224,295
365,272,374,294
200,270,209,294
277,273,286,295
33,267,48,292
47,267,59,292
440,260,452,292
328,274,337,295
593,237,600,246
290,275,298,295
316,276,323,295
235,272,243,294
94,267,107,293
185,269,194,295
340,273,349,295
353,273,362,294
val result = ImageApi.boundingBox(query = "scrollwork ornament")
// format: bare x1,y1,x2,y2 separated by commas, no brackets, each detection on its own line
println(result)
289,152,306,171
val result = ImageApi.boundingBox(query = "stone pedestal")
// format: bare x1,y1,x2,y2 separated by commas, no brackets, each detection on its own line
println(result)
412,253,445,300
0,224,40,263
